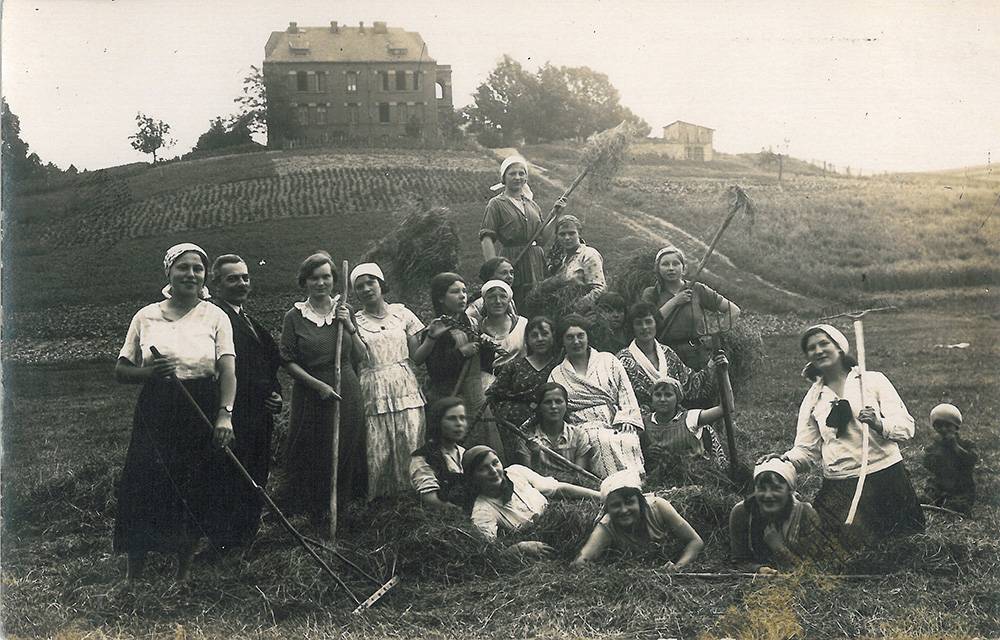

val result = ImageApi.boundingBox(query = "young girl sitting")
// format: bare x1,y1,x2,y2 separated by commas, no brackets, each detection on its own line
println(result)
409,397,469,511
729,459,826,574
922,403,978,514
573,469,704,570
641,378,729,473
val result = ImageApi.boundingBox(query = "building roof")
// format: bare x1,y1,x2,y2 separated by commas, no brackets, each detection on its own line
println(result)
662,120,715,131
265,22,437,64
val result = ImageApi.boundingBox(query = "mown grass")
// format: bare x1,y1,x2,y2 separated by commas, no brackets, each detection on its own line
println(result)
2,309,998,638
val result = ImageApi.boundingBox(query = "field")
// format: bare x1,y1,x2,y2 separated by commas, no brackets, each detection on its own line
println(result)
2,144,999,638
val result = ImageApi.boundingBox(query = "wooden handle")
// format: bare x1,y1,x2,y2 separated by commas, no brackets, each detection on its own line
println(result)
328,259,349,540
845,318,868,526
510,165,590,267
494,416,600,483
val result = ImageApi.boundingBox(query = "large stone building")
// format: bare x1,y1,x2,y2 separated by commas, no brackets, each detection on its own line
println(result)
660,120,714,161
263,21,453,147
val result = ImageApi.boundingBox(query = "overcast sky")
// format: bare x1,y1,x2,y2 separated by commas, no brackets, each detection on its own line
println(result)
3,0,998,173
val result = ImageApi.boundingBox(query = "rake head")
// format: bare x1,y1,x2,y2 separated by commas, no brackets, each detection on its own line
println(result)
695,304,738,339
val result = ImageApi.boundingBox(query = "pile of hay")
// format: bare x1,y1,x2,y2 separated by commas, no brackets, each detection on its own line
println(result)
520,282,594,322
359,203,460,300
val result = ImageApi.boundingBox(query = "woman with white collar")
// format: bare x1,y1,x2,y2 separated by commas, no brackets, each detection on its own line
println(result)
478,279,528,391
759,324,924,538
480,155,566,306
280,252,367,521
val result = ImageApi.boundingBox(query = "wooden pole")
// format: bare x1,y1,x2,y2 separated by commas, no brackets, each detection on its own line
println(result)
510,166,590,267
711,336,739,479
492,415,600,483
329,259,349,540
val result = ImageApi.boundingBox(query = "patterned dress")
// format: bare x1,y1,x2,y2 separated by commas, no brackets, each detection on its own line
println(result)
355,304,427,500
488,356,557,455
548,349,645,478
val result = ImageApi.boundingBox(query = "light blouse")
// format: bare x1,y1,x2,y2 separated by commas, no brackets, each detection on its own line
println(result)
783,368,914,479
471,465,560,540
409,445,466,495
118,301,235,380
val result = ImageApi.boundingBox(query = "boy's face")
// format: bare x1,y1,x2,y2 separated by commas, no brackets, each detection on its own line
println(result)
933,420,959,439
651,386,678,415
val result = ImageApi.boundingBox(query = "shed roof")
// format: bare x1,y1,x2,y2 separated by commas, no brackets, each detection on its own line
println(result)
265,24,436,64
663,120,715,131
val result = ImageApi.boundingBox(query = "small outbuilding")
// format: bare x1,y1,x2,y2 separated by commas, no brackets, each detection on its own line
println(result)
661,121,714,161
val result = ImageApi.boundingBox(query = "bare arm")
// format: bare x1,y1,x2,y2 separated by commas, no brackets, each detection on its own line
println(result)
553,482,601,501
481,236,497,260
419,492,462,512
572,524,614,565
655,499,703,569
114,356,159,384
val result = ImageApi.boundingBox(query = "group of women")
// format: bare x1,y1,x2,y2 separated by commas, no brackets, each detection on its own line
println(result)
113,153,925,583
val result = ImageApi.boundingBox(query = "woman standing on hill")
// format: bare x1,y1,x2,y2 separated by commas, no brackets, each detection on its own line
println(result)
536,215,607,308
414,272,505,457
641,245,740,369
480,155,566,306
351,262,427,501
280,252,367,522
114,243,238,585
759,325,925,539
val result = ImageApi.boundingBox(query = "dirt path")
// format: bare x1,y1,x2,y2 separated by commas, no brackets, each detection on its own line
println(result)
492,148,819,312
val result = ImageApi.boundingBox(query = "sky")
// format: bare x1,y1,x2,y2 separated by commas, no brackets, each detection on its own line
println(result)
2,0,999,173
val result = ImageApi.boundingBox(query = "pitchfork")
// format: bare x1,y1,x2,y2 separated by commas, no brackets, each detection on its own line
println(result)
695,305,741,481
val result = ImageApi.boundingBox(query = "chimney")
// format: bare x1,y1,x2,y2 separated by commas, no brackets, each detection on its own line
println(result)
329,21,339,33
373,21,387,34
358,21,365,33
287,21,298,33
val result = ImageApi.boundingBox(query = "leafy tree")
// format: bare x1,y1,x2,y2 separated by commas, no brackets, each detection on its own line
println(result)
2,98,41,181
463,57,650,146
234,65,298,147
192,114,253,152
129,113,174,163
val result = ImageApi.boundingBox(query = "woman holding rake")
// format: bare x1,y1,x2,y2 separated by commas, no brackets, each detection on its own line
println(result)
114,243,238,585
759,325,924,540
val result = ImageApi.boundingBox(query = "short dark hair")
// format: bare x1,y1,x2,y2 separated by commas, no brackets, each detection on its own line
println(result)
557,313,592,345
353,273,389,295
297,251,336,289
534,382,569,420
524,316,555,356
210,254,246,283
628,301,658,325
596,291,626,312
429,272,467,315
425,396,465,444
800,327,858,379
478,257,514,284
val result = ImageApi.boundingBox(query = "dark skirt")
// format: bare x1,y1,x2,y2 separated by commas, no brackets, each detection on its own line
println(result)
813,462,926,538
114,377,233,554
284,363,366,516
215,391,274,547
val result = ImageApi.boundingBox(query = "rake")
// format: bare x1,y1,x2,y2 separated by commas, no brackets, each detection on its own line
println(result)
148,346,399,612
491,414,601,483
817,304,897,525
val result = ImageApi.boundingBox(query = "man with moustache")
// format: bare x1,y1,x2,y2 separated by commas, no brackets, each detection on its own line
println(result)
209,254,283,547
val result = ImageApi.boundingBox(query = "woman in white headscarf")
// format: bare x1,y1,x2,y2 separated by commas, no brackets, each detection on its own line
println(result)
114,242,238,585
479,155,566,306
477,279,528,392
758,324,924,540
351,262,428,500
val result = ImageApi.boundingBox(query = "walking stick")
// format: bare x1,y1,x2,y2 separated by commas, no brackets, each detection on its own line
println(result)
492,415,601,483
148,347,365,605
329,260,349,540
819,306,895,525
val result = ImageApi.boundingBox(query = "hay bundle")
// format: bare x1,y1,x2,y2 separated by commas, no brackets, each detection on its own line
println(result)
520,282,594,322
580,121,634,192
359,204,459,299
510,500,603,561
613,248,658,305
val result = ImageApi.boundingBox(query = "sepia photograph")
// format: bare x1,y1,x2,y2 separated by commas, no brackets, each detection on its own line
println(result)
1,1,997,637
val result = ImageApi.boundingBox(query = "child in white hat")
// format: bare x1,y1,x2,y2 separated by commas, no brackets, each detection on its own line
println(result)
922,403,977,514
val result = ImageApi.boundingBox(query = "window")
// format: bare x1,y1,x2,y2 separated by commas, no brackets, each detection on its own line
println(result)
316,105,327,125
380,71,390,91
435,81,444,100
413,72,421,91
346,71,358,93
296,71,309,92
297,105,309,126
287,74,297,92
378,103,390,123
348,103,360,124
398,103,408,124
396,70,407,90
316,72,327,92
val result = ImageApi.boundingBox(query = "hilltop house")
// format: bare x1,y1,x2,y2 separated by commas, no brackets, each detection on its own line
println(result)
263,21,453,147
661,121,714,161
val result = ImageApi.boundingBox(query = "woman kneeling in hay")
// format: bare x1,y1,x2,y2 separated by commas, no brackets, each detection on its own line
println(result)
573,469,703,571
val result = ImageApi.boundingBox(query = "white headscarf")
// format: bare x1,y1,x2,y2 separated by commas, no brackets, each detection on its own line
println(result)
490,155,535,201
753,458,798,491
600,468,643,501
161,242,210,299
350,262,385,286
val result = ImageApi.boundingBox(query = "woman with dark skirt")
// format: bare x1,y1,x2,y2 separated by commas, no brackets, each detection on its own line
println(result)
280,252,367,522
760,324,925,541
114,243,238,585
413,272,505,458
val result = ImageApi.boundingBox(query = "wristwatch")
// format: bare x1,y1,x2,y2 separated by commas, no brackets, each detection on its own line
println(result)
219,404,234,414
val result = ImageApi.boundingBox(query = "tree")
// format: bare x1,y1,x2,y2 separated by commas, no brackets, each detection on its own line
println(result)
234,65,298,147
2,98,41,181
462,57,650,147
192,114,253,153
129,113,174,163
